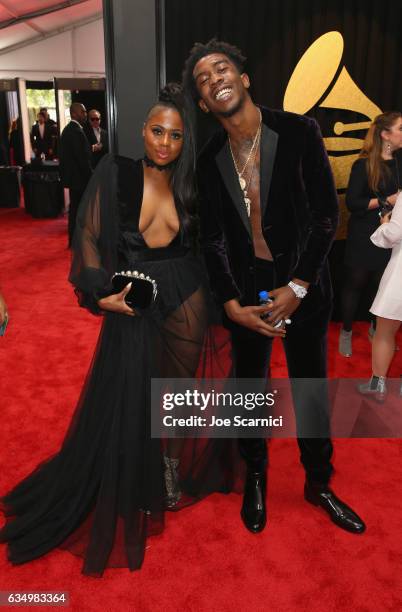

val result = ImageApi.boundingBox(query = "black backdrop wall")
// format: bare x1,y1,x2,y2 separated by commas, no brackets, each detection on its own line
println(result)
165,0,401,112
164,0,402,319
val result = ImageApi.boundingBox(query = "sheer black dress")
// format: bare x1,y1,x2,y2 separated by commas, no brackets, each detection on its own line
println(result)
0,155,240,576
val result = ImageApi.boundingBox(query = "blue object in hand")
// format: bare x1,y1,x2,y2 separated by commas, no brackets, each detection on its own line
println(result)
258,290,271,304
258,290,291,328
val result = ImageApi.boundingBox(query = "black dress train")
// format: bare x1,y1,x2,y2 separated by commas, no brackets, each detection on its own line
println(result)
0,155,241,576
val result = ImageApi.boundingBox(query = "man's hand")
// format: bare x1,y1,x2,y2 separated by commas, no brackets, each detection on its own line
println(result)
265,285,302,324
224,300,286,338
98,283,136,316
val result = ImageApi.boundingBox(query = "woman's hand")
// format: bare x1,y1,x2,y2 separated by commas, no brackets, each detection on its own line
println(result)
386,192,399,206
224,299,286,338
380,212,392,224
97,283,136,316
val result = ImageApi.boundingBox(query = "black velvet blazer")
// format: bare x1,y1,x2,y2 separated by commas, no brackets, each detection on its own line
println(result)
197,107,339,323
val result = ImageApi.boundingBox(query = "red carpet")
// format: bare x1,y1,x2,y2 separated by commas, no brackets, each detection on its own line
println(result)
1,208,402,611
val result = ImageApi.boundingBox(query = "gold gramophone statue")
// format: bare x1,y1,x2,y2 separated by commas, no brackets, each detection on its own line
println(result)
283,31,382,237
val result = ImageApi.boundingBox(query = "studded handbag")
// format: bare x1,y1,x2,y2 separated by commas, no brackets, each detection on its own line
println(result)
111,270,157,309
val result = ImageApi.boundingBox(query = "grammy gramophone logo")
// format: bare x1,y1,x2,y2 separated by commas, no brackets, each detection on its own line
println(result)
283,31,382,236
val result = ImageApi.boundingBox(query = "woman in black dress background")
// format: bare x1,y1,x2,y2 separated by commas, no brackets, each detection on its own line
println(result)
0,84,237,576
339,111,402,357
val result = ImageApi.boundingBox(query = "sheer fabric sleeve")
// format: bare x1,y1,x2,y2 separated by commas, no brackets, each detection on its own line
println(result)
370,192,402,249
68,154,119,315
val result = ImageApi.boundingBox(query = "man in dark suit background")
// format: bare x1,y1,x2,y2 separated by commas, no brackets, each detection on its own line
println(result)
39,107,58,157
83,109,108,168
59,103,93,247
183,39,366,536
30,111,54,159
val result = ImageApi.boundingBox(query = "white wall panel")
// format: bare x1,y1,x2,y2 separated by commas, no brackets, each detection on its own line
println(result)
73,19,105,74
0,18,105,80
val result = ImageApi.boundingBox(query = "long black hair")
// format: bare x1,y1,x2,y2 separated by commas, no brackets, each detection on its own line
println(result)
147,83,198,242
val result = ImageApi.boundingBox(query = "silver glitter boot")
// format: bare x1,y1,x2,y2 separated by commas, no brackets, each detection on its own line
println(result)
358,375,387,403
339,329,352,357
164,455,182,509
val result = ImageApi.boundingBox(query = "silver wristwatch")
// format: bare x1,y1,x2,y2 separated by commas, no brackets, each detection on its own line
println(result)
288,281,308,299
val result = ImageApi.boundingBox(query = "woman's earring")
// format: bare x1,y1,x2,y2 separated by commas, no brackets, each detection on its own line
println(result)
387,142,391,154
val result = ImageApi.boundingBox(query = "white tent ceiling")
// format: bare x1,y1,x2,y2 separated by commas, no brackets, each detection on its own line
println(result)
0,0,104,79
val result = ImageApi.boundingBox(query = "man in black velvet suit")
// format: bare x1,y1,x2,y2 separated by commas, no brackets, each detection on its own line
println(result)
183,39,365,535
59,103,93,247
83,109,108,168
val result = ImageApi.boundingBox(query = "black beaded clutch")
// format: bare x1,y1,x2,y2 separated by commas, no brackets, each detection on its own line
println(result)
111,270,158,309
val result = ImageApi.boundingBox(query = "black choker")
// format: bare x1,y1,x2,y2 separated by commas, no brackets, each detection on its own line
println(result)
143,155,176,172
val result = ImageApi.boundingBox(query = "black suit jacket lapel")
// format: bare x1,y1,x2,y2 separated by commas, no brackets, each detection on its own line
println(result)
215,140,252,237
260,123,278,218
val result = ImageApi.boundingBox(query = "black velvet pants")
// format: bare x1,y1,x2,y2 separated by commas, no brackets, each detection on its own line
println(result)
232,258,333,485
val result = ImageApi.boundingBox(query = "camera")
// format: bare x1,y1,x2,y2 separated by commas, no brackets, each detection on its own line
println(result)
378,197,393,217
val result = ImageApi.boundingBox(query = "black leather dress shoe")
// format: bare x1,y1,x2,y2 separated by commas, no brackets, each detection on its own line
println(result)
304,482,366,534
241,471,267,533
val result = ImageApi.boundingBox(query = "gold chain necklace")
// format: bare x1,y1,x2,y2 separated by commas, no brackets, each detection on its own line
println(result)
241,132,260,216
228,109,262,216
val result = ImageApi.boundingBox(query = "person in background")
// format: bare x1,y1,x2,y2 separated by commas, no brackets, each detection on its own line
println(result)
358,192,402,401
59,103,93,247
9,118,24,167
30,111,54,159
39,107,56,128
339,112,402,357
84,109,108,167
39,107,58,157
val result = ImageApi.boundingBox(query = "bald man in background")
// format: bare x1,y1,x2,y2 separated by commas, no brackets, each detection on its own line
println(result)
59,103,93,247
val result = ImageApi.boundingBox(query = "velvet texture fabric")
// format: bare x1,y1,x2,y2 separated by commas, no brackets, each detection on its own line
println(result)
197,107,339,328
197,106,338,481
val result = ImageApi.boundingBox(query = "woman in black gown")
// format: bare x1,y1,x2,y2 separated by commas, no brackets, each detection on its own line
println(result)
0,85,238,576
339,111,402,357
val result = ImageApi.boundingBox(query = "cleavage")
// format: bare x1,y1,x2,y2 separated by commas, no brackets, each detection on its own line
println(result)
139,195,180,248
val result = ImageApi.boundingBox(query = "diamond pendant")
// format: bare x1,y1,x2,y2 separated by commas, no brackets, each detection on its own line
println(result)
244,197,251,216
239,176,246,190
